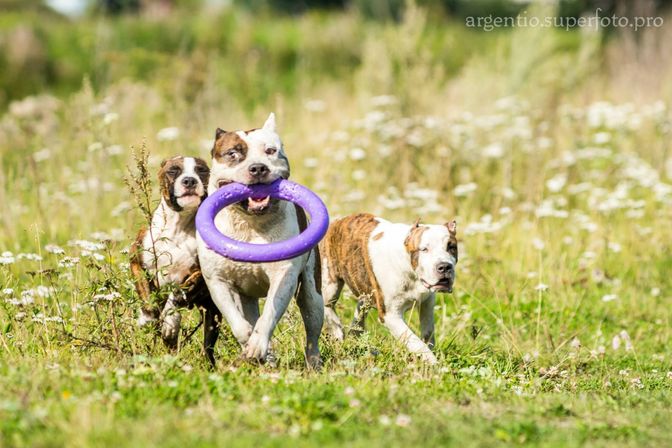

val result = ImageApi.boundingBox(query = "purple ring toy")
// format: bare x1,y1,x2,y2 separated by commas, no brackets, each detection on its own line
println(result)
196,179,329,263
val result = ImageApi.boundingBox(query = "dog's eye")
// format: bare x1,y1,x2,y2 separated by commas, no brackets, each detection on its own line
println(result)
265,147,277,155
447,243,457,251
420,247,429,252
167,168,181,177
226,150,238,159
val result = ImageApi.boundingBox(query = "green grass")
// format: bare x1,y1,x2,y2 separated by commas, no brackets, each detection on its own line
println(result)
2,3,672,447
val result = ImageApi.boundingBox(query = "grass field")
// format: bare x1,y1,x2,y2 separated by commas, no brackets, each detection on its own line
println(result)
1,3,672,447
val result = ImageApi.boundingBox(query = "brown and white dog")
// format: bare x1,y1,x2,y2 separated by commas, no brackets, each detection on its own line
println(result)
320,213,458,364
197,113,324,368
130,155,221,365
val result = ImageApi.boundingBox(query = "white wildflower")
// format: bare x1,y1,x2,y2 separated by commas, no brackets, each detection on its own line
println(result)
45,244,65,255
58,257,80,268
349,148,366,161
88,142,104,152
395,414,412,427
532,238,545,251
482,143,504,158
608,242,621,253
68,240,105,252
535,283,549,292
93,291,121,302
371,95,398,107
106,145,123,156
0,251,15,265
343,190,365,202
601,294,618,302
17,253,42,261
612,335,621,350
378,415,392,426
156,127,180,142
33,148,52,162
453,183,477,197
619,330,633,351
303,99,326,112
546,173,567,192
352,170,366,181
103,112,119,125
593,132,611,144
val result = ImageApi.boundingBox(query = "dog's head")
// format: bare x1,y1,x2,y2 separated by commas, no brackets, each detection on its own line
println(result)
404,220,458,293
209,113,290,215
158,156,210,212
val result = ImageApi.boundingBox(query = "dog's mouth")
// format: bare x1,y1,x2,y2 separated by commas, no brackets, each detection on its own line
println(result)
240,195,272,214
421,278,454,293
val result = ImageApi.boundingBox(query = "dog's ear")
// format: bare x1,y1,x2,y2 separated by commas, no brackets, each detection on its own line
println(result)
215,128,225,139
446,220,457,235
262,112,276,133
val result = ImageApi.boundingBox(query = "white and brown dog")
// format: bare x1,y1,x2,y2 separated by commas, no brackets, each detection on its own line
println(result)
197,113,323,368
320,214,458,364
130,155,221,365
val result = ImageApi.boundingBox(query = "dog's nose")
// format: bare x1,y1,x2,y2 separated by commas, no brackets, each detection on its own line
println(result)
436,262,454,275
248,163,270,178
181,176,198,188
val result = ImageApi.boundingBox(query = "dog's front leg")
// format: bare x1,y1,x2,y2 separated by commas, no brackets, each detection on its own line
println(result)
384,305,438,365
160,291,183,349
206,276,253,345
419,293,436,349
242,262,299,363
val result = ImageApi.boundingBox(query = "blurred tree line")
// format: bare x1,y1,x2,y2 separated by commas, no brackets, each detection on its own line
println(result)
93,0,672,18
0,0,669,110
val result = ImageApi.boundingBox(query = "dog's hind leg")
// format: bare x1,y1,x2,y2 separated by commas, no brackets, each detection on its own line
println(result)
202,304,221,368
349,297,371,337
160,291,183,349
296,250,324,369
321,257,345,341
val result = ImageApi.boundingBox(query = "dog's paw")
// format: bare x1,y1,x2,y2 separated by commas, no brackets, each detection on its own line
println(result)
324,323,344,341
241,332,269,363
420,351,438,365
161,312,182,349
305,352,323,371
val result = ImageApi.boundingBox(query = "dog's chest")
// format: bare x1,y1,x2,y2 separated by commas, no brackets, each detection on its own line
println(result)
198,206,301,298
142,227,198,286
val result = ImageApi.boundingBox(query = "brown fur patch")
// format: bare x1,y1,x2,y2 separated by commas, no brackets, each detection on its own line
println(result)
129,226,159,318
193,157,211,188
158,157,184,207
371,231,384,241
321,213,386,320
211,131,248,165
404,224,428,270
